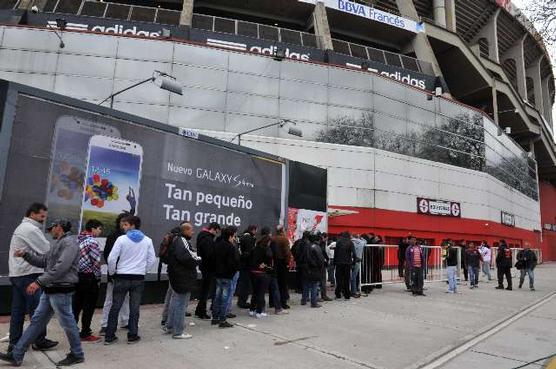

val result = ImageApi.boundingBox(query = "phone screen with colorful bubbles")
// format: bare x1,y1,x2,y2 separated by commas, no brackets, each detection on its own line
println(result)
80,136,142,234
46,117,120,230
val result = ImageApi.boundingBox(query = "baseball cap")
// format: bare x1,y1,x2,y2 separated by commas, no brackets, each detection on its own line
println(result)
45,219,72,232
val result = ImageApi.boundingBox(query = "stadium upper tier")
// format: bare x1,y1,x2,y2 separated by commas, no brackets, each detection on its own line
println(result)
1,0,555,182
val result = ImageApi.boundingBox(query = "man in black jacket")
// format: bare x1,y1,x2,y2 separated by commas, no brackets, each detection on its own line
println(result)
517,246,537,291
212,226,240,328
194,222,221,319
334,232,356,300
100,213,130,335
398,234,411,278
495,240,513,290
165,223,199,339
236,225,257,308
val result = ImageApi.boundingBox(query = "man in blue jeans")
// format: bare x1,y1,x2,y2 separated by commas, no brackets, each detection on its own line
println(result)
1,219,84,367
6,203,58,354
212,226,240,328
105,216,156,345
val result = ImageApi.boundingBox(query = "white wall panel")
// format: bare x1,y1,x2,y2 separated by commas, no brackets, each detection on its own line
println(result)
0,49,58,74
56,54,115,79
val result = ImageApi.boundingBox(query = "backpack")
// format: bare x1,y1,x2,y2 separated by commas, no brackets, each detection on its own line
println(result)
159,232,178,264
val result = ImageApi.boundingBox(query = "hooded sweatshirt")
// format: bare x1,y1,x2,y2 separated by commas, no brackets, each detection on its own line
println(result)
107,229,156,279
9,217,51,277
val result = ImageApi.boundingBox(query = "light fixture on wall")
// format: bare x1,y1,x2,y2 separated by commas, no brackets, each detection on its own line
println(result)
99,70,183,108
230,119,303,145
45,18,67,48
273,47,286,61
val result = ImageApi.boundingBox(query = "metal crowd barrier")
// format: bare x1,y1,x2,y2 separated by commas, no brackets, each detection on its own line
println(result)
359,244,462,287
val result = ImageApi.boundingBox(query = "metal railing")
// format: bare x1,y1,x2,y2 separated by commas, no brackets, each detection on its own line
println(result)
331,38,434,75
491,247,542,278
192,13,320,49
359,244,461,287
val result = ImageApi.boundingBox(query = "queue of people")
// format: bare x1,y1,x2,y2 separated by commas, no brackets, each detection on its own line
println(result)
0,202,540,367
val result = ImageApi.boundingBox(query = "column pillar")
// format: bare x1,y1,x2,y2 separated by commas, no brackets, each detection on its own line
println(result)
445,0,456,32
433,0,446,28
312,1,333,50
526,56,544,114
179,0,194,27
471,8,500,63
502,35,527,102
542,76,553,127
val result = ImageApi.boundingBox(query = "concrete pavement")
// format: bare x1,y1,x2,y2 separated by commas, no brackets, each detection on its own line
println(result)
1,264,555,369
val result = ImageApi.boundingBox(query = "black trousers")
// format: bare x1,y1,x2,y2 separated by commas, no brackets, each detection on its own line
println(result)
250,273,270,314
320,266,329,298
275,262,290,306
497,267,512,288
237,269,252,307
335,264,351,299
398,255,405,277
195,270,214,316
72,273,100,337
410,267,424,294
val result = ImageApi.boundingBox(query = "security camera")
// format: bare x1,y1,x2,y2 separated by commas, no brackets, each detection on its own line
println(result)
31,5,39,13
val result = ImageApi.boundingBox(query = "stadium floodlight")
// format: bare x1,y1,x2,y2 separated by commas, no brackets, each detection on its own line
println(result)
499,108,519,114
99,70,183,108
230,118,303,145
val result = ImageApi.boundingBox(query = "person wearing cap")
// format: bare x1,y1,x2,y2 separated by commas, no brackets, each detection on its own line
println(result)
5,203,58,355
1,219,84,367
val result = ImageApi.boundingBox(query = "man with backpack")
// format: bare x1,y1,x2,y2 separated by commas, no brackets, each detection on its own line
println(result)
495,240,513,290
517,246,537,291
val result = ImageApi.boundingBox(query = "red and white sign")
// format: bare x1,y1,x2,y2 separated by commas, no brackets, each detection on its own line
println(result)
287,207,328,241
501,211,515,227
417,198,461,217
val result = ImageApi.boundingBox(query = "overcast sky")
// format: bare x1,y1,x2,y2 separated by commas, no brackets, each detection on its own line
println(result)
512,0,556,131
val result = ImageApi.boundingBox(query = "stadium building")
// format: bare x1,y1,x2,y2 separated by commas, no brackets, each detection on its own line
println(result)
1,0,555,259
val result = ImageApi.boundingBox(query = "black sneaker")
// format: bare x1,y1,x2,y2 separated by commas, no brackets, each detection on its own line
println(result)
104,336,118,346
160,320,166,327
506,287,512,291
32,339,59,351
0,352,22,366
311,304,322,308
322,296,333,302
99,327,106,336
226,313,237,319
196,313,211,320
127,336,141,344
57,353,84,366
211,319,220,326
282,304,291,309
121,325,129,330
495,286,504,289
219,321,234,328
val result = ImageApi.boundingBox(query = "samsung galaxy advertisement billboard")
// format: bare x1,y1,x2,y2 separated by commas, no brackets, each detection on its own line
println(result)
0,91,285,275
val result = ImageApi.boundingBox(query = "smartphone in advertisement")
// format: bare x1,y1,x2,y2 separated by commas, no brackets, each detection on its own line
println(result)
80,135,143,235
46,116,121,230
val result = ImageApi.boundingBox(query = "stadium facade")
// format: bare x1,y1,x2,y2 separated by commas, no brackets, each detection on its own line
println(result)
1,0,555,259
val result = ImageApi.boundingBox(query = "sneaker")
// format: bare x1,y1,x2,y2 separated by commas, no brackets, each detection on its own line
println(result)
248,311,256,317
0,352,22,366
506,287,512,291
226,313,237,319
531,288,535,291
495,286,504,289
353,293,361,298
300,301,307,306
275,309,289,315
104,336,118,345
195,314,211,320
161,326,172,334
57,353,84,366
211,320,220,326
219,321,234,328
99,327,106,336
172,333,192,339
32,339,58,351
185,312,192,317
255,313,266,319
80,335,101,342
322,296,333,302
127,336,141,344
160,320,166,327
282,304,291,309
311,304,322,308
518,285,523,289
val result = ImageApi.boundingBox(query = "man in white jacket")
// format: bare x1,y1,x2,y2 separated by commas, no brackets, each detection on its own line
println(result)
104,215,155,345
6,203,58,353
479,241,492,281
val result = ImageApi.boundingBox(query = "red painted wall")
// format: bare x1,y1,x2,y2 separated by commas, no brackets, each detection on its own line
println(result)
539,181,556,261
328,205,541,251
